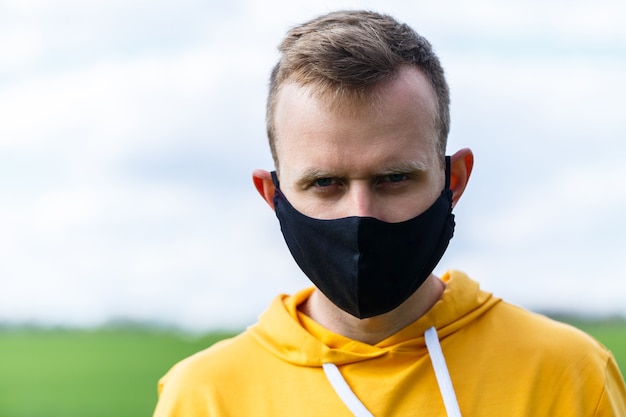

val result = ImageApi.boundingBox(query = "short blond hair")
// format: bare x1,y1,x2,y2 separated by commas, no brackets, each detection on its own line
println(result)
266,10,450,168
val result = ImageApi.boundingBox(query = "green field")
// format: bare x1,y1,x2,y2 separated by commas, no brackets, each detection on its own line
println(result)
0,326,236,417
0,318,624,417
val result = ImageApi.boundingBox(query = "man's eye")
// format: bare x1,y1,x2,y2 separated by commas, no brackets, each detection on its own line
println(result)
384,173,408,183
314,178,335,187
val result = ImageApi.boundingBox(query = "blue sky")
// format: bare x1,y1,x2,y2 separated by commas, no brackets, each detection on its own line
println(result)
1,0,625,331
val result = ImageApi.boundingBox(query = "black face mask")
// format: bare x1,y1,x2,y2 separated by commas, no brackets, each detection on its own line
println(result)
271,157,455,319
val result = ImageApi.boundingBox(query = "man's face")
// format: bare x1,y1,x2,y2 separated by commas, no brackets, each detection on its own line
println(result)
273,66,444,223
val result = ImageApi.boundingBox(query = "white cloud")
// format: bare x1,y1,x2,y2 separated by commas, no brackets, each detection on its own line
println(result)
473,163,626,243
1,47,220,148
0,25,43,72
1,0,625,329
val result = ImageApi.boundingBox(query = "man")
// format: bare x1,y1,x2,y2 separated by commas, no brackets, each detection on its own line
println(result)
154,10,626,416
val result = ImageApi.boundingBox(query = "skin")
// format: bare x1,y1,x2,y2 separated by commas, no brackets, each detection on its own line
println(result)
253,65,474,345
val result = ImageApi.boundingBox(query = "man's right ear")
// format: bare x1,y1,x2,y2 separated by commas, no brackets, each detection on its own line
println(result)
252,169,276,210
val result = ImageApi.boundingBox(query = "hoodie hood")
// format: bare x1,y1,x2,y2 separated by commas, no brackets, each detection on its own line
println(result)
248,270,500,367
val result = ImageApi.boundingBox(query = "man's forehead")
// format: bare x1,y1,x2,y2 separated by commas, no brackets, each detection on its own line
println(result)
274,68,438,133
272,66,441,173
278,65,435,109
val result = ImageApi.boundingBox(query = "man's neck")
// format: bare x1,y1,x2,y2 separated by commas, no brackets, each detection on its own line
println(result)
299,275,445,345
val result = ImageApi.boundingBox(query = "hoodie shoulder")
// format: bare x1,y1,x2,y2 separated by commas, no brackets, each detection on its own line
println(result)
157,331,255,392
154,329,286,417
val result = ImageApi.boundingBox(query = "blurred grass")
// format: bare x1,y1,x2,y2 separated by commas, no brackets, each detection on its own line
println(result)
0,325,236,417
0,317,624,417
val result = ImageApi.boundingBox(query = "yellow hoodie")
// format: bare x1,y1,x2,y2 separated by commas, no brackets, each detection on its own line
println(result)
154,271,626,416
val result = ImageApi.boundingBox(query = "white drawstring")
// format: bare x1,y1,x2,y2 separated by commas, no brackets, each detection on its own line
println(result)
323,326,461,417
322,363,375,417
424,326,463,417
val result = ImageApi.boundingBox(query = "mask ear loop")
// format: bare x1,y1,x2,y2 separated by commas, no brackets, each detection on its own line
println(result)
271,171,280,188
445,156,451,190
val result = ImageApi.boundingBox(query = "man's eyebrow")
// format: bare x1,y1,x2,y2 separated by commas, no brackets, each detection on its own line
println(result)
375,161,429,175
295,169,337,187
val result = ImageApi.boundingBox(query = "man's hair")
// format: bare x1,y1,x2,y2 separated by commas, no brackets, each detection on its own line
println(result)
266,10,450,168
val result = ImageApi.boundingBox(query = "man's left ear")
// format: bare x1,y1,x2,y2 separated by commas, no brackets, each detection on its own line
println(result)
449,148,474,208
252,169,276,210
